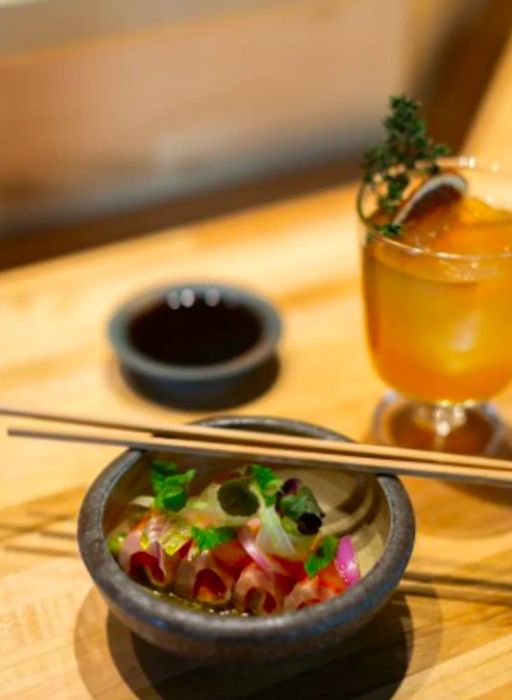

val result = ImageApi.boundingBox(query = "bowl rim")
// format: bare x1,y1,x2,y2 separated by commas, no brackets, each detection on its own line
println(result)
78,415,415,646
108,283,282,382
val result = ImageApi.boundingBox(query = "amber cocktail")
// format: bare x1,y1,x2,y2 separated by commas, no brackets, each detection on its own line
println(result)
359,158,512,453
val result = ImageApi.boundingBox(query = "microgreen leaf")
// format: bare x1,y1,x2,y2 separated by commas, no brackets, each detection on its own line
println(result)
191,526,236,551
151,459,179,495
155,482,188,512
376,222,402,238
251,464,282,505
304,536,338,577
151,460,196,512
217,477,259,516
277,485,324,535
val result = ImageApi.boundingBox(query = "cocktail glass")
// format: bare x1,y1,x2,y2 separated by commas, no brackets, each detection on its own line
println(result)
358,157,512,454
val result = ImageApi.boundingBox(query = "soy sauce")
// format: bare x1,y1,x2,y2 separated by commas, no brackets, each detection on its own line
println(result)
128,288,263,366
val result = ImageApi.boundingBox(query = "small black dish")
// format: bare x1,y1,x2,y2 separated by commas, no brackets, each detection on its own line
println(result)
109,283,282,410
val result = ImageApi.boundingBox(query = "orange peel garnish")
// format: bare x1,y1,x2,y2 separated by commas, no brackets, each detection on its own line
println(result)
393,171,467,225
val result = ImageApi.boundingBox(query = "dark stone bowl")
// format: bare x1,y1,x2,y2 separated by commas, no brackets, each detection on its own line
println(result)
78,415,415,662
108,283,282,410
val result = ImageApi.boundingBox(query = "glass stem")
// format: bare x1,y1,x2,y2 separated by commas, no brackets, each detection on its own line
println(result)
414,403,467,450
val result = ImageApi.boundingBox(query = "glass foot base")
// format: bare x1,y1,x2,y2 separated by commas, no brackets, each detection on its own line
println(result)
372,392,503,455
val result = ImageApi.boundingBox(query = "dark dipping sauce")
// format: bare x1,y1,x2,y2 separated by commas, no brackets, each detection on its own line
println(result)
128,289,263,367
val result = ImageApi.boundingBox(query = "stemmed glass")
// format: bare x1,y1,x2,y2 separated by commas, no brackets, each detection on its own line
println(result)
358,157,512,454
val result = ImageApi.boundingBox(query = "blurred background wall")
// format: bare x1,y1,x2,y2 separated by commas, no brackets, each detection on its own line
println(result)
1,0,511,265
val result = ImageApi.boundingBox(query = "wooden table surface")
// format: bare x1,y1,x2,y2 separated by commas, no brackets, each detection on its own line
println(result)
2,174,512,699
4,36,512,693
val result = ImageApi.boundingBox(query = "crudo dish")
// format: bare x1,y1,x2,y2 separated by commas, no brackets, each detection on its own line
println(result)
78,416,414,661
108,458,362,616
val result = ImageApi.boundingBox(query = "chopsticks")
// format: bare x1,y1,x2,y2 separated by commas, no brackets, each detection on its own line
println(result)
1,405,508,468
6,423,512,488
3,406,512,489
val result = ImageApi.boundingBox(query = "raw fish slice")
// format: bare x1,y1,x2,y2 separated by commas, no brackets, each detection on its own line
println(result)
233,563,291,615
118,513,180,587
174,550,235,607
283,578,336,611
212,539,251,578
283,563,345,612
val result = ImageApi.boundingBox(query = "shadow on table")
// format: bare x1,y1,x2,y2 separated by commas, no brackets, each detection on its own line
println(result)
105,354,281,413
74,587,443,700
402,570,512,608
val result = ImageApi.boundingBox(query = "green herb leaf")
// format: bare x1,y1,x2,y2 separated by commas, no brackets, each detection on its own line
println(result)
362,95,450,219
251,464,282,505
191,525,236,551
279,485,322,520
217,477,260,516
151,459,179,495
107,531,126,556
155,482,188,512
304,535,338,578
278,485,324,535
281,516,300,536
151,460,196,512
376,222,401,238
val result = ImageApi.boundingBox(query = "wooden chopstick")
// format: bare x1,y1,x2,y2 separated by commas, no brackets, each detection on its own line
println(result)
7,424,512,489
0,405,510,473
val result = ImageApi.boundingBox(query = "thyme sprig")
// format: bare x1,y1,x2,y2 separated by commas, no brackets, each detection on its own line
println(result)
362,95,450,235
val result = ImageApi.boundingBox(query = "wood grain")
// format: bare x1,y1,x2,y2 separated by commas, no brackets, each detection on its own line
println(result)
2,183,512,697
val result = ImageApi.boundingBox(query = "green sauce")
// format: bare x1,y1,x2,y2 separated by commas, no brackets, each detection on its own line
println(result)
149,588,247,616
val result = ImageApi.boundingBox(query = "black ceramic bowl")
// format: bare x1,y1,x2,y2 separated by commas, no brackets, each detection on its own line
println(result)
108,283,282,410
78,416,415,662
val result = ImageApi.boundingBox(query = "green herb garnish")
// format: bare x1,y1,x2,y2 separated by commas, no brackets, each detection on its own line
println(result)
191,525,236,551
362,95,450,230
217,476,260,516
304,535,338,578
251,464,282,505
375,222,401,238
151,460,195,512
151,459,179,493
278,485,324,535
281,516,299,535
